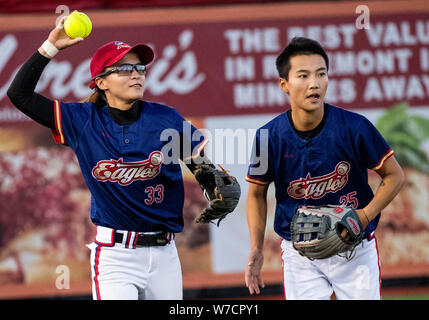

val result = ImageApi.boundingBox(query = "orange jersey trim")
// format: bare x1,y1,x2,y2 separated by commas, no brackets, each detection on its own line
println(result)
51,100,65,145
245,175,271,186
372,149,394,171
193,138,209,159
182,137,209,162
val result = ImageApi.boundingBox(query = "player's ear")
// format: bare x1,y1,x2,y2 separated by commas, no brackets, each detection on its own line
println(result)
279,77,289,94
95,77,108,91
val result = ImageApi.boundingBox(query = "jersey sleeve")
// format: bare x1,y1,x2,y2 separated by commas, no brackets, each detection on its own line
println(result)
245,127,274,185
174,110,208,162
51,100,92,150
353,116,394,171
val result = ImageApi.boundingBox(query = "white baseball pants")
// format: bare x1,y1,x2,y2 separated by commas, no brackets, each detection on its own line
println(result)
281,235,381,300
87,226,182,300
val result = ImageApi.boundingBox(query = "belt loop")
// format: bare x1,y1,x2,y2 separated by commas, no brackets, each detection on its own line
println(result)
125,231,132,248
133,232,139,249
168,232,175,243
116,230,126,247
126,231,139,249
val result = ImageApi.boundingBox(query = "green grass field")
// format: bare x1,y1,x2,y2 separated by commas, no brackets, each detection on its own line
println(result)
383,294,429,300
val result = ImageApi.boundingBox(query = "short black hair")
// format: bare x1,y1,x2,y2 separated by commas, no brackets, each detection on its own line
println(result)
276,37,329,80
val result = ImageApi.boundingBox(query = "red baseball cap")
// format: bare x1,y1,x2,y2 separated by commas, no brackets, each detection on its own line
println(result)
89,41,154,89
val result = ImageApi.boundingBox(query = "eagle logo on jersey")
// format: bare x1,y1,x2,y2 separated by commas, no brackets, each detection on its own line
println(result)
287,161,350,199
92,151,163,186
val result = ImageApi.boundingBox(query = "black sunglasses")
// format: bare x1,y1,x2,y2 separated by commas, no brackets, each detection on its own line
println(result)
96,63,147,79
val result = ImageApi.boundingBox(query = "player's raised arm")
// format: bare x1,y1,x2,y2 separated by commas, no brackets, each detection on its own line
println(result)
7,17,84,129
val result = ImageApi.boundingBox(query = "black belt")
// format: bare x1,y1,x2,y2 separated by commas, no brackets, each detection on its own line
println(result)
114,231,174,247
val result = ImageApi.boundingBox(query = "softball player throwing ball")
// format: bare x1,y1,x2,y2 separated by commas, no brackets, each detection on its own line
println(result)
7,16,240,300
244,37,405,300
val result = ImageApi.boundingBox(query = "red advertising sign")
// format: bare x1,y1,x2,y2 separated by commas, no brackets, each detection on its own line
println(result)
1,10,428,122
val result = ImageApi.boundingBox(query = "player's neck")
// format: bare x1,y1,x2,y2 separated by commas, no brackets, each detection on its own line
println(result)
105,95,137,111
108,102,134,111
290,104,324,131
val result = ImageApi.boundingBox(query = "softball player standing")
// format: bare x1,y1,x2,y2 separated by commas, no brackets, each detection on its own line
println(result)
7,18,215,300
244,37,405,300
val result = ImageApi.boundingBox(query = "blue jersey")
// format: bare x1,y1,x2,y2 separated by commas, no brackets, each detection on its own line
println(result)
246,104,393,240
52,100,206,233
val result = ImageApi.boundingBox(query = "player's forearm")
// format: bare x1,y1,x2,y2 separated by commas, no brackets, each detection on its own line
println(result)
246,191,268,251
364,157,405,221
364,174,404,220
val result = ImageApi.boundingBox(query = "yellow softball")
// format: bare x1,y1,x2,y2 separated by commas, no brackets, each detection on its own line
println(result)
64,11,92,39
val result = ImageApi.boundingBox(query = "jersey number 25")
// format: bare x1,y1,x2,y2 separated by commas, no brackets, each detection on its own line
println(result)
339,191,358,209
